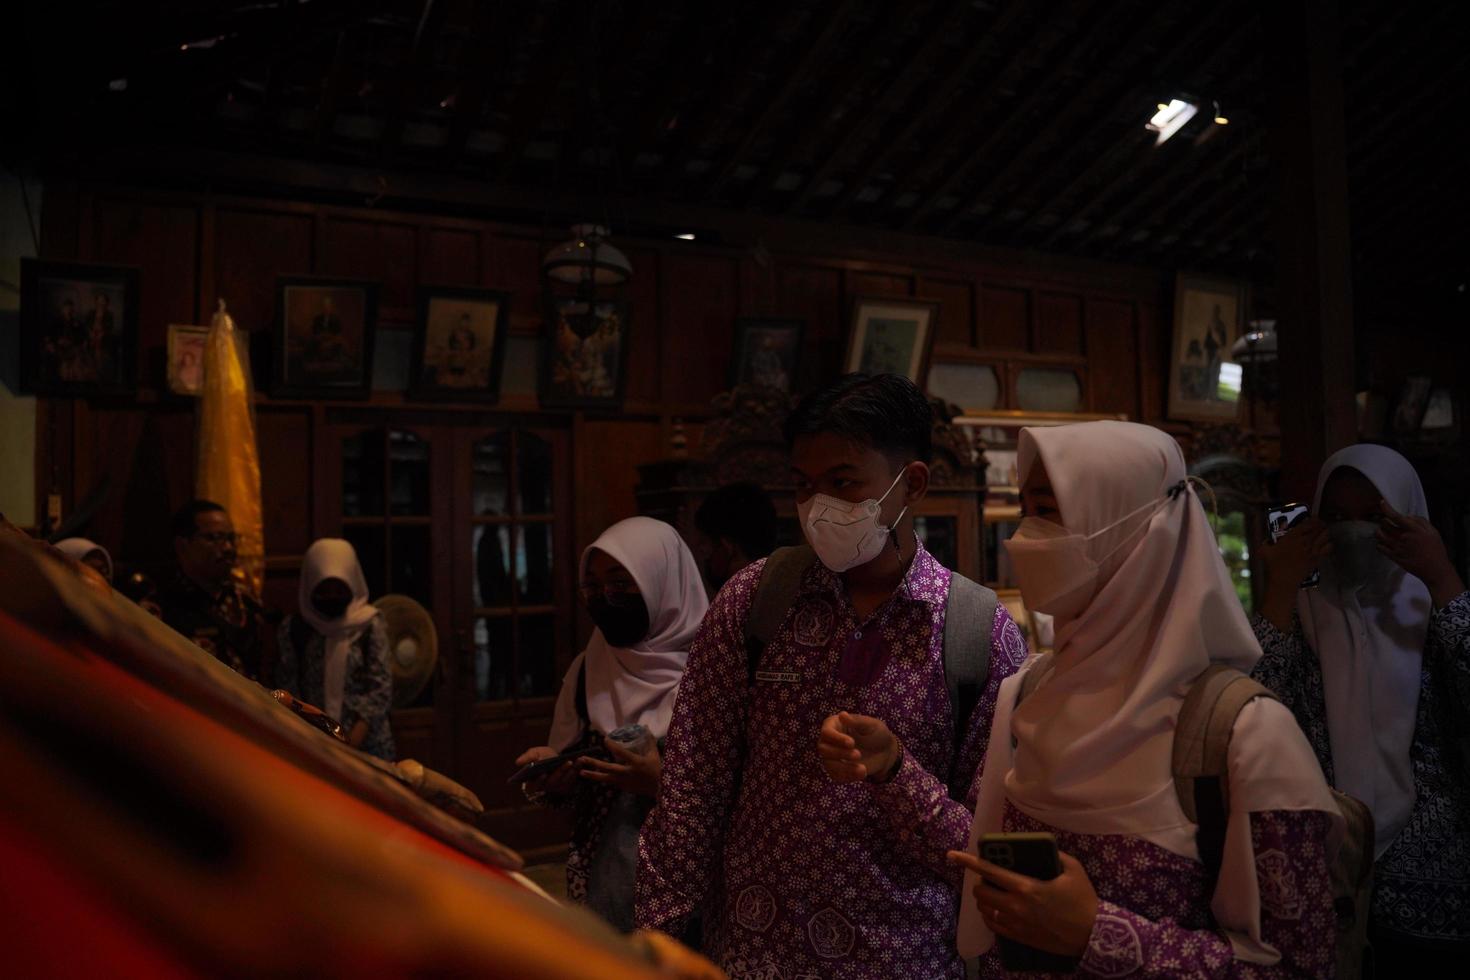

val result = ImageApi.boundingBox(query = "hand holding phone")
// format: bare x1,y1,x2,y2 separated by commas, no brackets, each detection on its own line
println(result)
968,833,1094,973
1264,503,1327,589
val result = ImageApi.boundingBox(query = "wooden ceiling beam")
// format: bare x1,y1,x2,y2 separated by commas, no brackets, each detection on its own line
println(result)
494,3,580,181
702,0,864,201
445,0,518,161
780,1,972,213
947,0,1233,238
897,0,1112,230
378,0,451,157
740,0,939,210
312,28,353,144
823,0,1036,218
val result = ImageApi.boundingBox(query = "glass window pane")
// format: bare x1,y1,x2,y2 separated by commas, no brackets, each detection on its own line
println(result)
472,433,510,517
984,520,1020,588
914,516,958,570
474,616,514,702
1016,368,1083,413
389,524,432,605
518,522,555,604
1211,510,1253,614
927,363,1000,411
519,431,553,515
388,430,430,516
342,525,385,598
518,615,557,698
343,430,384,517
473,524,514,608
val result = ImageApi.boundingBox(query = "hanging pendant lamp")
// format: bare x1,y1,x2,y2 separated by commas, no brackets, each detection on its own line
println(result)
542,223,632,286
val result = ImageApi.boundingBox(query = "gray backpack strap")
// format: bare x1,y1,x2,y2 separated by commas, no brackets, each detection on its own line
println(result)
943,573,998,791
743,545,817,684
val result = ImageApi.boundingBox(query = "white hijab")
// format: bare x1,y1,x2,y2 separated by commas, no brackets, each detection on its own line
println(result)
960,421,1340,963
298,539,378,721
548,517,709,751
56,537,113,580
1299,444,1430,857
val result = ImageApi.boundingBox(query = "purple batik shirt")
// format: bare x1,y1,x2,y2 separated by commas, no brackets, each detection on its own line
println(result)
636,543,1029,980
979,802,1337,979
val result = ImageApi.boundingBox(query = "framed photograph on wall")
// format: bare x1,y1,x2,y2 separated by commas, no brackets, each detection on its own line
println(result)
273,276,378,399
166,324,210,396
843,296,939,387
729,317,804,392
19,258,140,396
540,296,631,409
408,286,510,401
1167,273,1247,422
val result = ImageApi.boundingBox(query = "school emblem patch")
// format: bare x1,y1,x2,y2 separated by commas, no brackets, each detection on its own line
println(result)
791,598,835,648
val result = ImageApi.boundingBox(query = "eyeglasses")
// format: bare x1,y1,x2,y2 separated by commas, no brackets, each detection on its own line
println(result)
578,578,638,601
194,531,237,547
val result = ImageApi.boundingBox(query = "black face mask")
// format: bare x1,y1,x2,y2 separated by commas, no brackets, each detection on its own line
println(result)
313,596,351,620
586,594,651,648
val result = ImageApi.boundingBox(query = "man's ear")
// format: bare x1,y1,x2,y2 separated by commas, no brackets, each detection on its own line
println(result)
903,461,931,505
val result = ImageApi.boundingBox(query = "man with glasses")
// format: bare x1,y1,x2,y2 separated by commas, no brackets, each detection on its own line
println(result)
158,499,272,681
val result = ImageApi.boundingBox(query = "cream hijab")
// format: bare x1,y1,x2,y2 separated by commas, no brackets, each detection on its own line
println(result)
1300,444,1430,857
549,517,709,750
959,421,1340,964
298,539,378,721
56,537,113,580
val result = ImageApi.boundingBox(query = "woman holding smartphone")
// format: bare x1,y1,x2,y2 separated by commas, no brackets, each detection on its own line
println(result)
947,421,1341,976
515,516,708,932
1253,444,1470,967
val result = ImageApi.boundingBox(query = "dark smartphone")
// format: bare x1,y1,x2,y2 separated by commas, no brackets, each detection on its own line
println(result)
506,748,590,785
978,832,1080,974
1266,502,1320,587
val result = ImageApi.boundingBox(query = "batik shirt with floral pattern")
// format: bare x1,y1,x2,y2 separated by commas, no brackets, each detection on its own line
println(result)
1250,591,1470,943
636,543,1028,980
974,802,1337,979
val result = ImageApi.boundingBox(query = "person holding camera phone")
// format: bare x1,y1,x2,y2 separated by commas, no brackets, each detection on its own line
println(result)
515,516,708,933
949,421,1342,977
1252,444,1470,966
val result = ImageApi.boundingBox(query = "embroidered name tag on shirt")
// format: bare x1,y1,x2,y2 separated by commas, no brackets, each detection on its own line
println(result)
755,670,802,684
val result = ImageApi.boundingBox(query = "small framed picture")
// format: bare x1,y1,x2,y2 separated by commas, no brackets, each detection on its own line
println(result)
1168,273,1247,422
408,286,511,401
166,324,211,396
273,276,378,398
541,296,630,409
843,296,939,386
730,317,804,391
19,258,140,396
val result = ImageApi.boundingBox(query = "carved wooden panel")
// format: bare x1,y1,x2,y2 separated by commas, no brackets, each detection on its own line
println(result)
1036,292,1084,357
979,285,1031,351
214,208,313,334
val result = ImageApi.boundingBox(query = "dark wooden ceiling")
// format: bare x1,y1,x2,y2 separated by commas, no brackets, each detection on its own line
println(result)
15,1,1469,313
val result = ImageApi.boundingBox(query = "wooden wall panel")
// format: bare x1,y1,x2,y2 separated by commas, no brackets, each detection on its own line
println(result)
89,198,200,380
214,209,313,334
775,263,843,389
1085,298,1140,418
1036,292,1084,357
979,285,1031,351
485,234,544,334
847,270,914,299
256,407,314,557
419,227,482,288
661,253,739,405
318,217,417,319
922,277,975,347
620,246,663,404
576,419,663,553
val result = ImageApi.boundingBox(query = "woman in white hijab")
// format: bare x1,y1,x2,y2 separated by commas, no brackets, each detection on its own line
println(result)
948,421,1342,976
277,539,395,760
515,516,708,932
1254,444,1470,963
55,537,113,581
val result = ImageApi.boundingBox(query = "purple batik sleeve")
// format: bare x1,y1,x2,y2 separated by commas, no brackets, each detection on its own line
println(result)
634,562,760,935
1079,810,1336,979
869,605,1028,880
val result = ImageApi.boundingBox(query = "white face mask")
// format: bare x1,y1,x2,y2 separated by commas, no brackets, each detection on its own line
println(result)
797,468,910,573
1325,520,1398,594
1004,493,1170,620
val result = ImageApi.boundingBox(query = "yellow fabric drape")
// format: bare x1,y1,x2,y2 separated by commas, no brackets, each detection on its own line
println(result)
197,300,264,598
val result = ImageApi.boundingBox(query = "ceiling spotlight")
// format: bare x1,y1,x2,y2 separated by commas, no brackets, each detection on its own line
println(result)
674,233,696,241
108,78,128,92
1213,100,1229,125
1147,98,1198,145
1157,102,1169,111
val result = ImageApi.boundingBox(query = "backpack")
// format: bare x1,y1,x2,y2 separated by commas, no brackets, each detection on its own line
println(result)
1019,657,1374,979
742,545,998,797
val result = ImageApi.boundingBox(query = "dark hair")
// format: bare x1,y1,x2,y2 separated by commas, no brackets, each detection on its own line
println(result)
784,373,933,464
695,483,778,561
171,499,226,539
